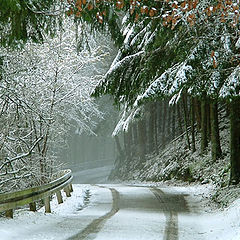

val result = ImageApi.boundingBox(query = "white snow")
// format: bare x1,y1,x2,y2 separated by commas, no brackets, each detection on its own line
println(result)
220,65,240,97
124,25,135,45
0,184,95,240
105,51,144,79
94,185,166,240
112,104,142,136
135,61,192,106
128,182,240,240
235,37,240,49
0,183,240,240
221,34,232,53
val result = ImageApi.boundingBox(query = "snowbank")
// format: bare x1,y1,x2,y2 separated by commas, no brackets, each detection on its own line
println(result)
0,184,90,240
0,183,240,240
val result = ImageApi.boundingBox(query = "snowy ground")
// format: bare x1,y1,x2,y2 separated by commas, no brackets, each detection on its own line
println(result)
154,183,240,240
0,185,95,240
0,183,240,240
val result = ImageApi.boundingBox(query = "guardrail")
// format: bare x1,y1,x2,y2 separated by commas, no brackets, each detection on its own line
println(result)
0,169,73,218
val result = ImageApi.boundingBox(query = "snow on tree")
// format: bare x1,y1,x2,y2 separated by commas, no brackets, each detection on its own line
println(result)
0,0,64,46
220,66,240,98
65,0,240,184
0,18,111,193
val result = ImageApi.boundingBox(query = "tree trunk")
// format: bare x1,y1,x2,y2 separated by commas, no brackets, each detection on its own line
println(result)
148,103,155,153
154,102,159,154
229,98,240,184
201,97,208,154
157,101,163,149
191,97,196,153
132,122,138,146
128,124,134,158
176,103,183,135
182,94,191,150
210,101,222,161
161,100,167,149
138,117,147,163
167,105,172,141
124,126,132,160
206,101,211,141
194,98,202,131
172,104,176,139
114,135,124,158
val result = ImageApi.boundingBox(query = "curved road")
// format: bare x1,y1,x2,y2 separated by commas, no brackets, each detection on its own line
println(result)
68,184,203,240
71,166,114,184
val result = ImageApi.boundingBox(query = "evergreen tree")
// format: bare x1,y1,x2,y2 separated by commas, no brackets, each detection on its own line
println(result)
0,0,60,46
53,0,240,183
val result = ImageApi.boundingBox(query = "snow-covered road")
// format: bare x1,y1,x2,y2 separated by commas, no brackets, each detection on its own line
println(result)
72,165,113,184
1,183,240,240
68,184,208,240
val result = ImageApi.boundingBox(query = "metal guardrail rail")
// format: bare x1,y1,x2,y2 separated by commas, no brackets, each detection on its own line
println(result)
0,169,73,218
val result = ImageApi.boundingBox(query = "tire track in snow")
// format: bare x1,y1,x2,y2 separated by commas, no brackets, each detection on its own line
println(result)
68,186,119,240
150,187,189,240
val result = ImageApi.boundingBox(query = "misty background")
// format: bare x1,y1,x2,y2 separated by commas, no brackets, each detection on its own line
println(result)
58,96,119,183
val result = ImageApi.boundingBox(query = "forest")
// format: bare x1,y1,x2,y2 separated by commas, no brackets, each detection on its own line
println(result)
1,0,240,196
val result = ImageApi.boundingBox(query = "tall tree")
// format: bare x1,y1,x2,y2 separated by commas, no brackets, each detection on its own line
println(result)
138,116,147,163
229,98,240,184
201,96,208,155
210,101,222,161
190,97,196,153
220,67,240,184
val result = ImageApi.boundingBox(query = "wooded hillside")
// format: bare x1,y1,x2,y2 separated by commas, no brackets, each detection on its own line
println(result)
67,0,240,185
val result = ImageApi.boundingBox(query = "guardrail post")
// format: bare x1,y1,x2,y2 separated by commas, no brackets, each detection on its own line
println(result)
56,191,63,204
5,209,13,218
29,202,37,212
69,184,73,192
44,196,51,213
64,186,71,197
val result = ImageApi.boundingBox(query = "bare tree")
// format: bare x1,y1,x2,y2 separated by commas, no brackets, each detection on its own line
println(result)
0,18,111,192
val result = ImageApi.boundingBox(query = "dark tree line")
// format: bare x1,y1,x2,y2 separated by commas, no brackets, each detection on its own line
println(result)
123,98,237,186
112,93,240,184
